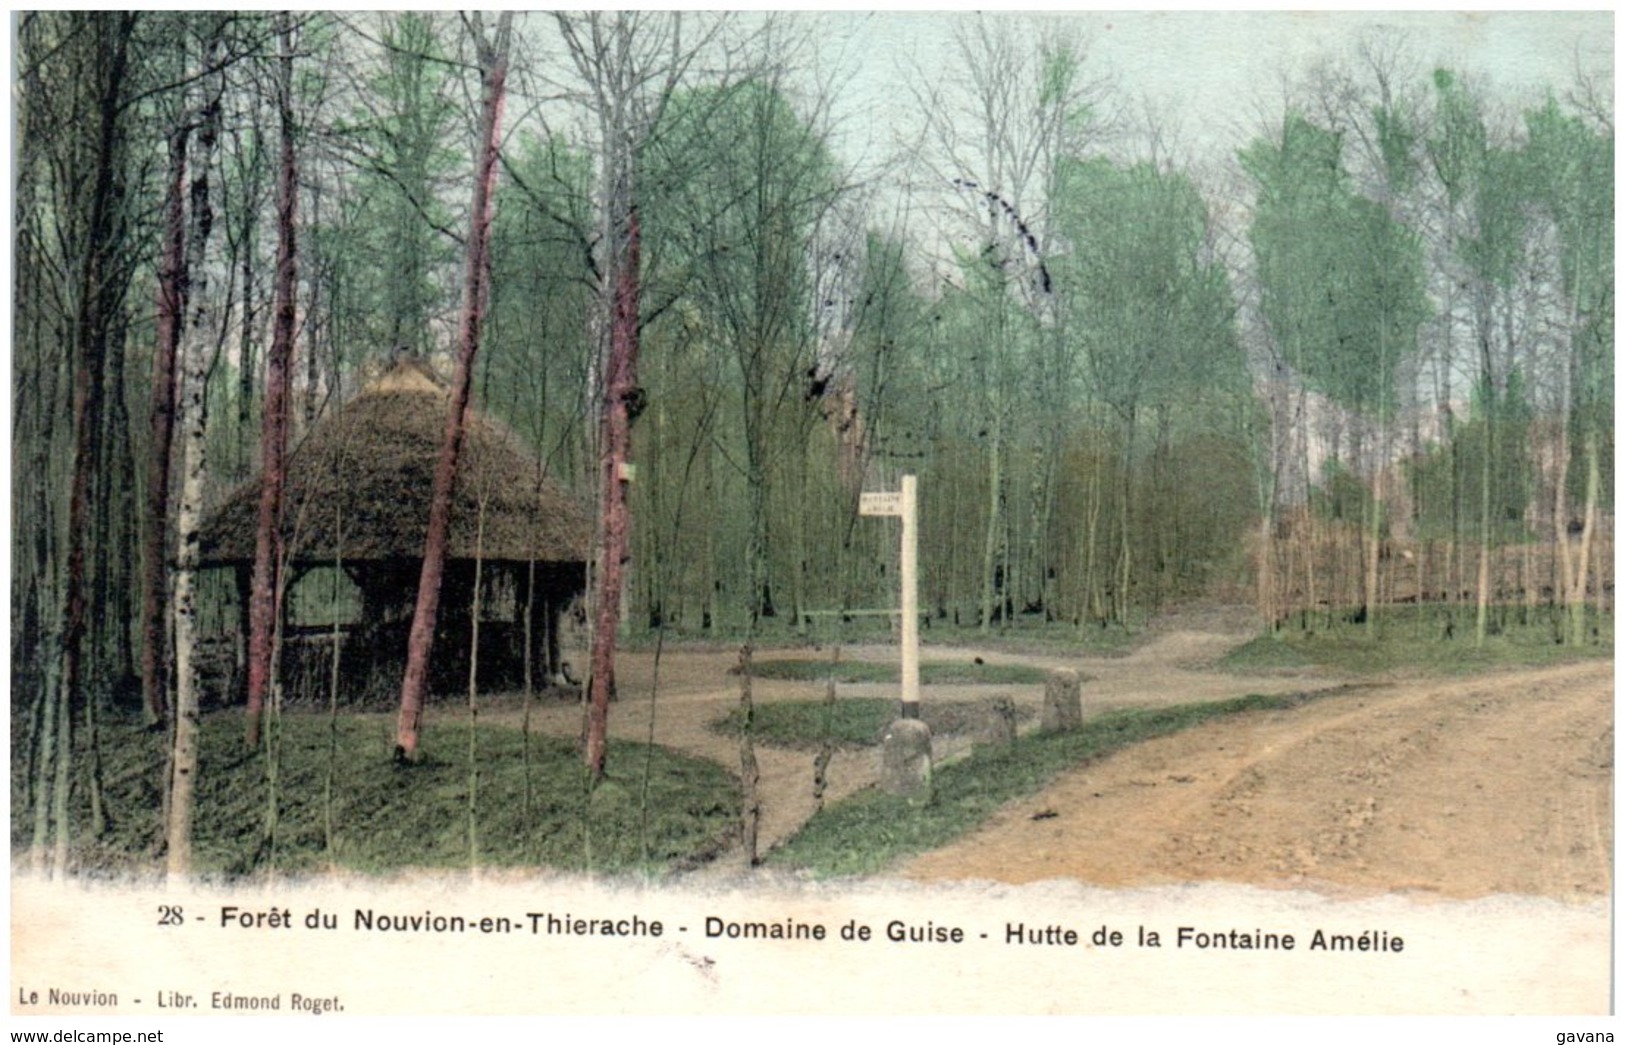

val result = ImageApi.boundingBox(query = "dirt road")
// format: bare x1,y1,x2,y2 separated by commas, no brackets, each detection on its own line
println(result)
501,612,1333,860
903,659,1612,899
494,610,1611,898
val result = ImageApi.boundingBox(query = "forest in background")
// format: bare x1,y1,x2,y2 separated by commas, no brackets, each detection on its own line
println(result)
11,12,1613,872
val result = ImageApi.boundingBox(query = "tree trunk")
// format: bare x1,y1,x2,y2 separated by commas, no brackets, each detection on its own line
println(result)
165,36,222,877
979,417,1002,632
1474,379,1495,647
247,16,300,748
142,126,190,729
304,184,323,431
1363,461,1381,635
466,504,487,868
1364,327,1392,639
1081,424,1105,625
736,643,760,865
165,249,211,880
234,132,260,485
585,202,639,779
49,11,136,875
1299,388,1317,630
1255,394,1281,631
1568,427,1600,644
1115,413,1137,624
396,15,511,759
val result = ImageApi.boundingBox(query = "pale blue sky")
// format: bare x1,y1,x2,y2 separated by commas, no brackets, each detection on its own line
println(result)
810,10,1613,170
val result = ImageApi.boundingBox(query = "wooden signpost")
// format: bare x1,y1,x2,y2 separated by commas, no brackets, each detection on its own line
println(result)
860,475,919,719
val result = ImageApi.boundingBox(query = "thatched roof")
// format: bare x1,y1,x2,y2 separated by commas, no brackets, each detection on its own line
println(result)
201,360,590,566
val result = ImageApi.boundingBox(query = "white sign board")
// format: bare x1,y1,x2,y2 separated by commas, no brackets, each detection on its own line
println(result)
858,478,920,717
859,490,904,516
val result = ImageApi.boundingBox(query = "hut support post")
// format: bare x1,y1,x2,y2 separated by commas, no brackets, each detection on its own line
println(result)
547,598,563,685
233,565,251,691
519,571,562,687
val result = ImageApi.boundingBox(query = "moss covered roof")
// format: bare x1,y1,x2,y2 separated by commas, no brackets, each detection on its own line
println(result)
201,360,590,566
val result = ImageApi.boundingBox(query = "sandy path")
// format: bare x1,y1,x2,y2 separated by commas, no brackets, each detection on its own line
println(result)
902,659,1613,899
464,606,1610,901
478,611,1357,872
477,649,885,870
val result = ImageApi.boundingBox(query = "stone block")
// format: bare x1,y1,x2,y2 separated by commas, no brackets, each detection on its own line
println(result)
1041,668,1083,732
880,716,934,801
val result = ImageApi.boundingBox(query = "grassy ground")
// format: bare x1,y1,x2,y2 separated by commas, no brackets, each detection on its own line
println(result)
714,698,895,749
24,709,738,879
767,689,1349,877
711,695,1033,749
620,610,1147,657
1223,605,1614,675
748,657,1048,685
708,656,1045,750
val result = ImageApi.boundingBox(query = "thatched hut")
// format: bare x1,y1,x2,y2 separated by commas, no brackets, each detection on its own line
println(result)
201,358,590,702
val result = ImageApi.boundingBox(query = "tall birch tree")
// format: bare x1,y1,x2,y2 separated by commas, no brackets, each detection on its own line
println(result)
554,11,724,780
246,13,301,748
395,11,514,760
166,22,226,876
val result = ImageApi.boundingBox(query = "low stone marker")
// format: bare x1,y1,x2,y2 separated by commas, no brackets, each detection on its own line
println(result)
880,717,933,801
986,694,1019,745
1041,668,1083,732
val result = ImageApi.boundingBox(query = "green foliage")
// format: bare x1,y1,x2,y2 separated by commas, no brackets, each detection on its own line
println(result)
1042,156,1250,622
1405,376,1535,544
1374,100,1418,194
1460,145,1532,289
336,13,463,355
645,80,837,363
1046,425,1259,621
1524,96,1615,459
1427,67,1488,206
481,132,595,463
29,711,738,877
1038,44,1076,107
1054,157,1244,419
1524,98,1614,306
1241,112,1427,415
849,231,934,465
635,78,846,629
1231,606,1612,675
1148,430,1261,581
1310,460,1379,528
